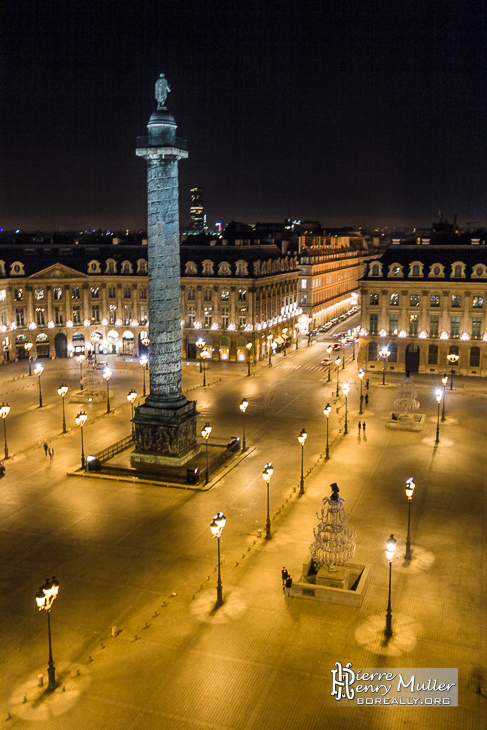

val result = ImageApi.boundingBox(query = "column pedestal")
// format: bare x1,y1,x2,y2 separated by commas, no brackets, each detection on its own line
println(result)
131,397,200,470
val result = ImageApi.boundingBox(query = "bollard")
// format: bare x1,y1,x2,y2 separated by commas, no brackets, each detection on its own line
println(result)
257,529,262,538
112,626,118,637
37,674,43,687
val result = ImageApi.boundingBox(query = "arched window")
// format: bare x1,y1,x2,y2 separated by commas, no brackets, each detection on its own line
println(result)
370,263,380,277
412,264,420,276
122,260,133,274
454,264,463,278
388,342,398,362
449,344,459,356
470,346,480,367
106,259,117,274
368,342,378,360
428,344,438,365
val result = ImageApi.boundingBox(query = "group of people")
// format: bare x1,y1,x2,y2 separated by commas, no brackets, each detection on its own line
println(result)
357,421,367,435
281,567,292,597
43,442,54,460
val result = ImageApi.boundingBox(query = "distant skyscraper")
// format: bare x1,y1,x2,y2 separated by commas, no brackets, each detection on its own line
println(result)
190,187,205,230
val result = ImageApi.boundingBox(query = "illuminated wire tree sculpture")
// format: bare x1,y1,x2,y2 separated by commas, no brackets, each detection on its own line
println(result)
309,483,355,571
393,370,420,412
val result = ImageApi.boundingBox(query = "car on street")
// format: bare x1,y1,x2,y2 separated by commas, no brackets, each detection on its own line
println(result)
320,358,333,366
330,343,342,351
0,464,5,478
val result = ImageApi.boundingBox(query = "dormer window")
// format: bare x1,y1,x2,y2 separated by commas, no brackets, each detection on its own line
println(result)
428,263,445,278
235,260,248,276
202,260,214,276
88,260,101,274
185,261,197,275
472,265,486,279
452,262,465,278
409,261,423,277
121,260,133,274
388,263,403,277
11,261,25,276
137,259,147,274
218,261,231,276
106,259,117,274
370,263,381,277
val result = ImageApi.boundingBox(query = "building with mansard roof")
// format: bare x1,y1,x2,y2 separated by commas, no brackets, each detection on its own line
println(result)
358,230,487,377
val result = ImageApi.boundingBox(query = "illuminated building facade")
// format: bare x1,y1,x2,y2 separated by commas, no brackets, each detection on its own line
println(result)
358,232,487,376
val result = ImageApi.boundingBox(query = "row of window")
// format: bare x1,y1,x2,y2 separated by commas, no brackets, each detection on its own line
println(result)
370,261,487,279
8,305,148,328
186,306,247,329
187,288,247,302
9,286,147,302
368,341,481,367
369,313,484,338
6,259,147,277
369,293,484,308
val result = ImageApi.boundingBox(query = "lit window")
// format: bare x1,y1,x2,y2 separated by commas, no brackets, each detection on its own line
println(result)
430,294,440,308
389,293,399,306
473,296,483,308
91,287,99,299
53,287,62,300
451,295,462,308
369,293,379,305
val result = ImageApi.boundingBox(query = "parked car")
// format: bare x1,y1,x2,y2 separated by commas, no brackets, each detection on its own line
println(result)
0,464,5,478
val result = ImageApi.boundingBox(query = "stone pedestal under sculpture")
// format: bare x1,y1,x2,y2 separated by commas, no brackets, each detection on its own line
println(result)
131,74,200,471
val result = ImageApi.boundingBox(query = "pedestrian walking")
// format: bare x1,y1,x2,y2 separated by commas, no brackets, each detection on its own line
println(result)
284,576,293,597
358,421,361,434
43,442,49,456
49,447,54,461
281,567,289,587
365,393,369,406
365,379,370,390
362,422,366,434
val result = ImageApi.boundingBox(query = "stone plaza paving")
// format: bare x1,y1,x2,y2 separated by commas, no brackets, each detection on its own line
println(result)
0,347,485,729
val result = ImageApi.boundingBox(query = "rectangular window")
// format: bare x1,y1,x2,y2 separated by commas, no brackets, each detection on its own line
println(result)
238,289,247,303
72,306,81,325
429,315,439,337
140,306,148,324
451,294,462,308
108,286,116,299
204,307,212,328
389,293,399,306
36,309,45,326
221,307,229,329
409,294,420,307
370,293,379,305
91,287,99,299
91,305,100,324
35,288,45,301
0,290,6,302
389,314,398,335
450,315,461,338
430,294,440,308
220,290,229,301
301,280,307,289
53,288,62,300
72,287,80,299
139,287,147,299
409,314,418,336
16,308,25,326
109,304,117,325
238,309,247,328
14,288,23,301
472,316,482,339
54,306,63,326
123,286,131,299
0,311,6,326
123,305,131,324
188,306,195,326
203,288,212,302
369,313,378,335
428,345,438,365
473,295,483,308
470,347,481,367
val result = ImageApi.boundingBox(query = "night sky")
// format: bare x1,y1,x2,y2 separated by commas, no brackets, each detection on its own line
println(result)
1,1,486,231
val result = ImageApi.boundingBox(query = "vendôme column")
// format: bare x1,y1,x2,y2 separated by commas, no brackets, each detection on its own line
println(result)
131,74,199,470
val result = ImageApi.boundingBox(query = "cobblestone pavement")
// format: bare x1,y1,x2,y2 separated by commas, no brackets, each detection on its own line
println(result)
0,348,485,729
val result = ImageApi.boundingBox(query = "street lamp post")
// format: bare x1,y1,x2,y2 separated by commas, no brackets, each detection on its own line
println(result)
384,534,397,637
34,363,44,408
298,428,307,495
335,358,341,396
140,355,148,397
405,477,415,560
0,404,10,460
342,347,346,370
76,354,85,390
342,382,350,435
75,411,87,469
358,368,365,414
210,512,226,607
35,576,60,692
326,346,332,382
435,389,442,444
267,334,273,367
446,353,459,390
379,346,390,386
25,342,33,375
239,398,248,451
57,384,68,434
262,463,273,539
202,422,212,485
323,403,331,460
246,342,252,376
127,389,137,439
441,374,448,421
103,367,112,414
